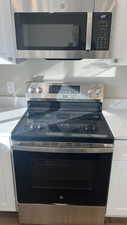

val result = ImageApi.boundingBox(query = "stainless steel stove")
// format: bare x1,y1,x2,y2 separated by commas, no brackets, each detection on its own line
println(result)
11,81,114,225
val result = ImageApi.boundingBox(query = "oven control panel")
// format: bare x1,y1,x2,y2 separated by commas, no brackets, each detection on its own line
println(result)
26,81,104,101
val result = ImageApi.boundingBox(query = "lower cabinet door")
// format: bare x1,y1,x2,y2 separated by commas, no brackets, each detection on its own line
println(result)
0,137,16,211
106,161,127,217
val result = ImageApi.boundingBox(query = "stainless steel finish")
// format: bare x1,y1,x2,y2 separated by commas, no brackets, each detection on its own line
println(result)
86,13,93,50
26,82,104,101
10,151,19,212
94,0,116,12
12,141,114,149
12,0,95,12
11,0,115,59
12,79,113,225
16,50,110,59
12,141,113,153
18,204,105,225
12,0,116,12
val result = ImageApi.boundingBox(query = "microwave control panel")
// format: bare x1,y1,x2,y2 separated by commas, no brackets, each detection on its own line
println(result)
91,12,112,50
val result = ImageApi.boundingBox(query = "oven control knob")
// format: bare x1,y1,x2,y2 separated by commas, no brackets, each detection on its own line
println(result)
95,89,101,96
88,89,93,95
36,87,43,94
85,126,88,131
37,124,41,129
28,87,35,94
30,124,35,130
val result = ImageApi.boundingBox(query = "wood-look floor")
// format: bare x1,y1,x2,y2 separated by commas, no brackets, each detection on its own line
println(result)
0,213,126,225
0,213,18,225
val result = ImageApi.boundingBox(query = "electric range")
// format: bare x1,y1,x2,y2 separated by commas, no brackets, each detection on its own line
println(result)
11,81,114,225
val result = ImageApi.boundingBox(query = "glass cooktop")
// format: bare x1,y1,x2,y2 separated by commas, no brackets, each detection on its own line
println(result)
11,109,114,144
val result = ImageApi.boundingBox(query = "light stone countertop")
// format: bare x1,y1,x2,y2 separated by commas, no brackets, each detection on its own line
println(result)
0,97,26,137
103,99,127,140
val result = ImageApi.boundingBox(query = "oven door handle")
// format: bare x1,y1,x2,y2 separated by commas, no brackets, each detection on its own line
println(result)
86,12,93,51
52,203,69,206
12,145,113,153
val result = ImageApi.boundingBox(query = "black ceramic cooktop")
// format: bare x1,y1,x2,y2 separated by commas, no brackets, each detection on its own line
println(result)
11,105,114,144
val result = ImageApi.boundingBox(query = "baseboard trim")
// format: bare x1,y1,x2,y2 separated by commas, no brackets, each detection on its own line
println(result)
105,217,127,224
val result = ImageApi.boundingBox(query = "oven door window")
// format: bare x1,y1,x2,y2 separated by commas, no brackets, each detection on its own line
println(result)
15,13,87,50
13,151,112,206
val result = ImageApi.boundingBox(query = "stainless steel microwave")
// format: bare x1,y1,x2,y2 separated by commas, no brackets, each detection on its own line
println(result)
11,0,116,59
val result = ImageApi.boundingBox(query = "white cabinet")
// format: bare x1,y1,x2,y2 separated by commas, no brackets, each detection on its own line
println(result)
106,140,127,217
111,0,127,65
0,0,16,64
106,161,127,217
0,137,16,211
113,140,127,161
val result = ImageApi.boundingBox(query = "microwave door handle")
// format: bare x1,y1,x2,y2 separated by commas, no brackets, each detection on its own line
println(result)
86,12,93,51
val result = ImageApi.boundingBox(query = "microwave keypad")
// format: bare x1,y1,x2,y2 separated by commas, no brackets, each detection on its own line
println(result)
91,13,112,51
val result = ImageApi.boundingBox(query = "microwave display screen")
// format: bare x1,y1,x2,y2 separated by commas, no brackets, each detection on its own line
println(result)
23,24,79,48
49,85,80,94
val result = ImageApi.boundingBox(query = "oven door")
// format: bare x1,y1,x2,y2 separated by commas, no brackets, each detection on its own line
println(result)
13,150,112,206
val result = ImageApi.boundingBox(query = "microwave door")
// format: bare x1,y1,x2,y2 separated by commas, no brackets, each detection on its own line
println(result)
14,13,87,58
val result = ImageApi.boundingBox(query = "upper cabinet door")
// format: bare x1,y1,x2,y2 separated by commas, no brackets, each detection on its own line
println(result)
0,0,16,64
111,0,127,65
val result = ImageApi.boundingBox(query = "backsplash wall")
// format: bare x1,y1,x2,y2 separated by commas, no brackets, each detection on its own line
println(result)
0,59,127,98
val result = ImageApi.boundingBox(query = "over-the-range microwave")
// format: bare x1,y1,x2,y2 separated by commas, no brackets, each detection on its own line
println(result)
11,0,116,59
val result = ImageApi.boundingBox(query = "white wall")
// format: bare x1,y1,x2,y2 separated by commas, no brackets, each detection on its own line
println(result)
0,59,127,98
